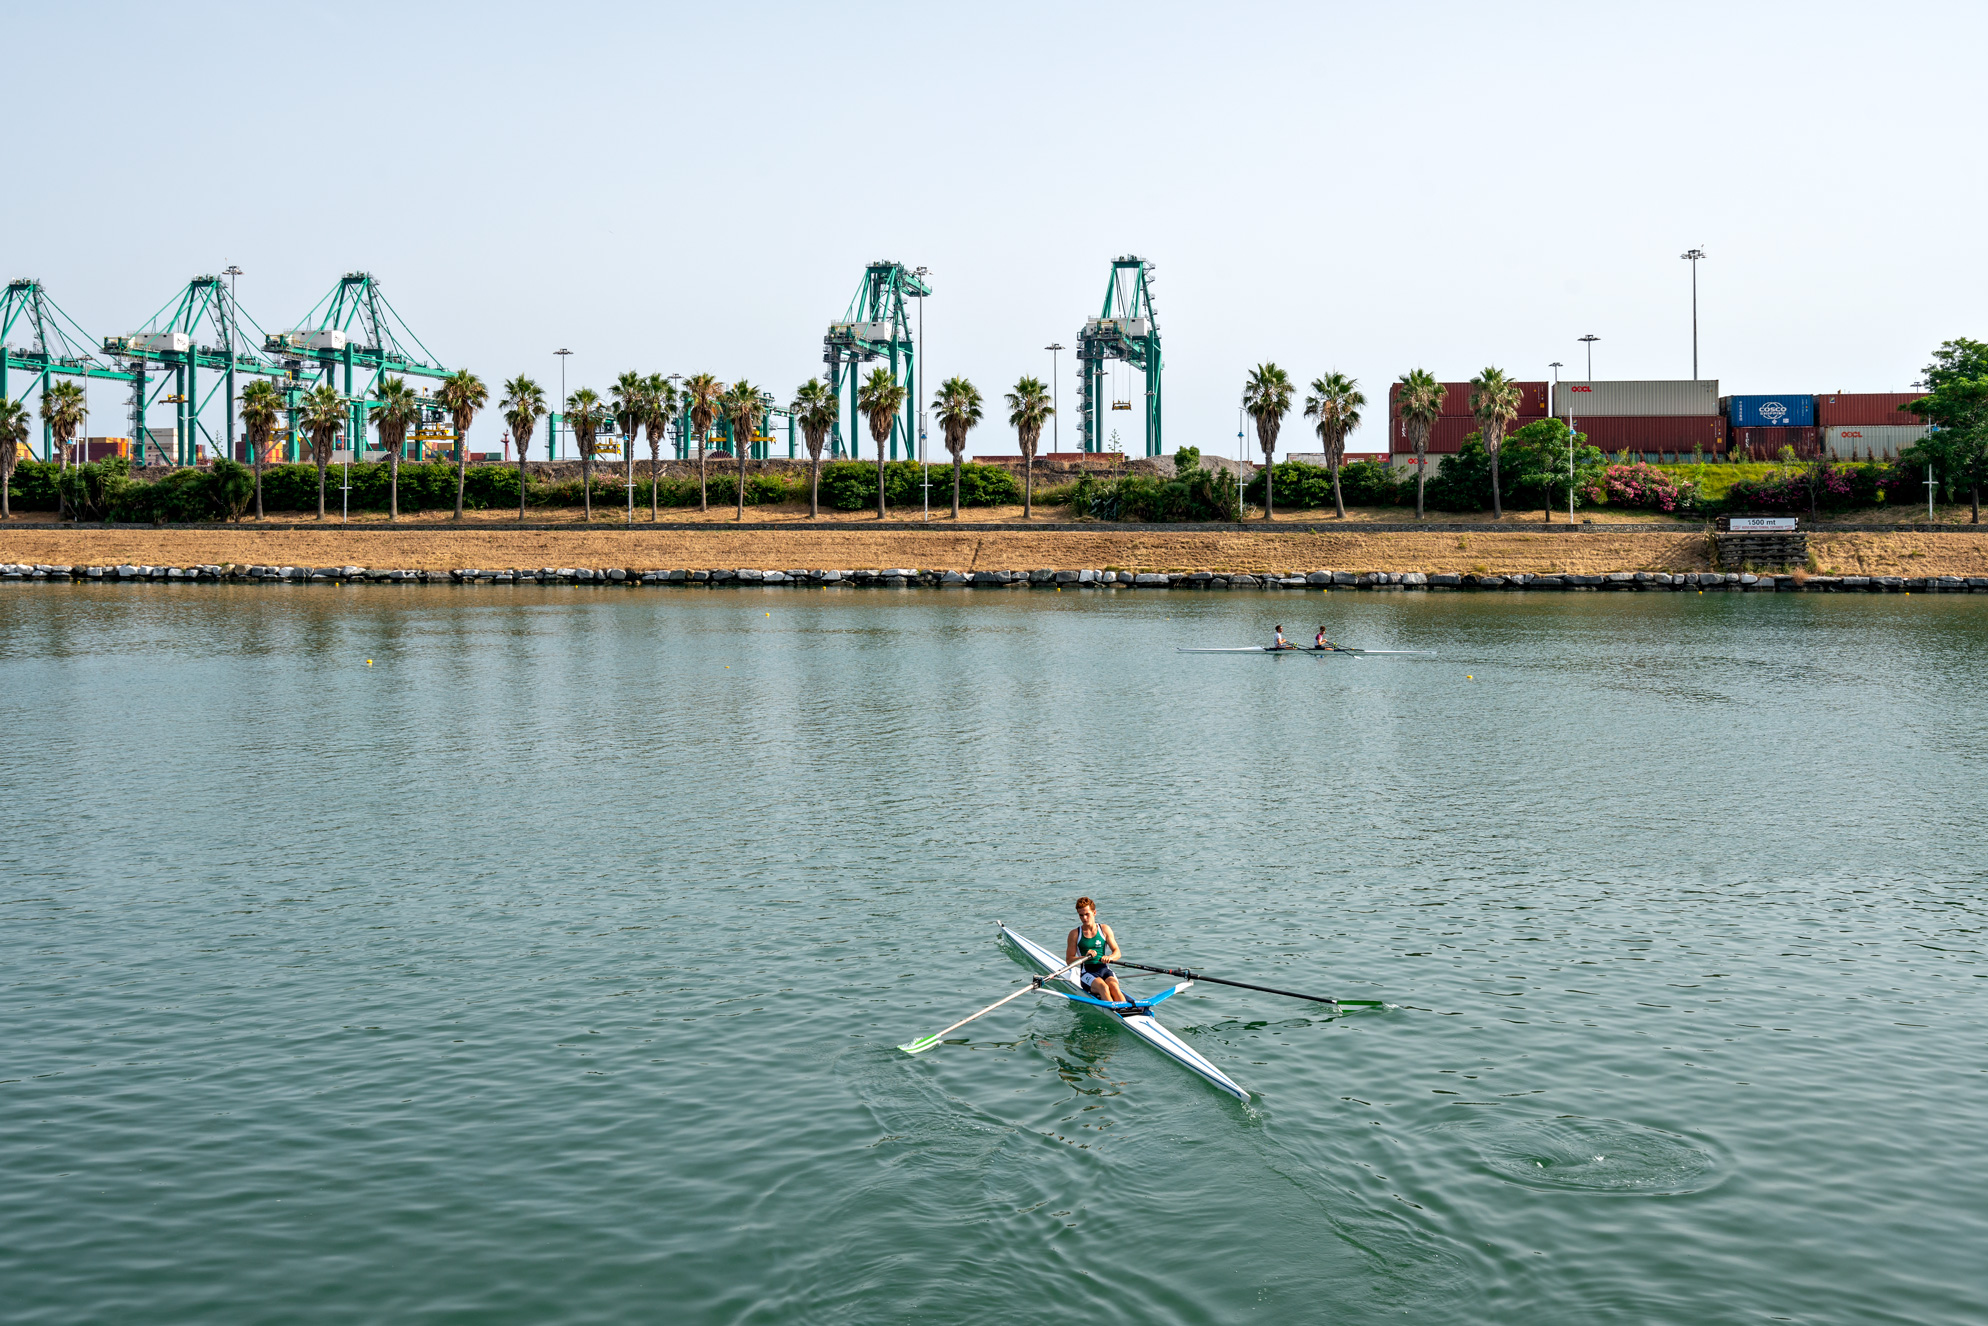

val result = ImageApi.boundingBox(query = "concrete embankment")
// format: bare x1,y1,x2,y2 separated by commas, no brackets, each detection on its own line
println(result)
2,526,1987,578
7,562,1988,594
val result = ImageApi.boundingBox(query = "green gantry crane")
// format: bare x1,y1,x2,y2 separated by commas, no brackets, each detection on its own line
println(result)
104,275,293,466
823,261,929,460
2,279,135,460
266,272,458,463
1076,256,1162,456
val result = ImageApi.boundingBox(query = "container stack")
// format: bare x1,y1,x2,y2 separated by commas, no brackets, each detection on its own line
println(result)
1816,393,1928,460
1387,380,1549,466
1725,394,1818,459
1549,381,1725,460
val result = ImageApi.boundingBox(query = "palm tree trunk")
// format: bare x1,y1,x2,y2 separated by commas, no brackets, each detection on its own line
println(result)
1024,453,1033,519
1490,448,1503,520
583,450,592,520
952,455,961,518
253,457,264,520
736,441,745,522
453,441,467,520
1415,444,1426,519
876,447,886,520
1262,449,1274,522
809,457,820,517
519,450,529,521
1973,484,1980,525
317,456,327,520
1331,462,1345,519
650,443,660,522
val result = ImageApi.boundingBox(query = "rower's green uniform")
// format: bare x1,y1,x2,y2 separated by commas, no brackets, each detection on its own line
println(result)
1078,929,1111,970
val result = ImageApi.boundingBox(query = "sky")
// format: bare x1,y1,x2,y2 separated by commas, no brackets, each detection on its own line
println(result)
5,0,1983,459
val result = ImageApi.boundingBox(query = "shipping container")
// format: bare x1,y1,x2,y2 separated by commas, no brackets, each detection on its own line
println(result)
1725,394,1816,428
1821,424,1928,459
1728,426,1820,459
1552,380,1720,417
1388,380,1549,419
1568,416,1728,455
1816,392,1926,427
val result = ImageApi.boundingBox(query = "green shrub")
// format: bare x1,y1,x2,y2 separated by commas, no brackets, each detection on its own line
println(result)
1075,463,1238,521
6,459,63,511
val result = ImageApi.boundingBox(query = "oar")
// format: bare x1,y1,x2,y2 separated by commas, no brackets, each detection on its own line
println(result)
1115,960,1384,1008
898,957,1086,1055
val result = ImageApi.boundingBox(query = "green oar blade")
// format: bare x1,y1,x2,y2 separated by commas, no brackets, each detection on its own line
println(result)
898,1034,943,1055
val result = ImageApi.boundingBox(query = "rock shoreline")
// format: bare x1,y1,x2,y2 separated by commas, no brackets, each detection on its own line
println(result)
5,562,1986,593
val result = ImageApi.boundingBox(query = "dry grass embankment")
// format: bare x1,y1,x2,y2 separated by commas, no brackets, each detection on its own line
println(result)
4,517,1986,578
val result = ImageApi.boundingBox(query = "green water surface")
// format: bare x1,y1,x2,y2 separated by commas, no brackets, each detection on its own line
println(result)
1,584,1982,1324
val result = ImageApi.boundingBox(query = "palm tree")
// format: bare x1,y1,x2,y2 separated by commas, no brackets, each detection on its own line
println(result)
931,376,984,519
371,376,421,522
438,370,488,520
1396,368,1445,520
298,383,348,520
0,396,30,520
790,378,836,518
565,387,607,520
612,370,649,528
723,380,764,521
641,373,677,522
239,379,283,520
857,367,906,519
501,375,547,521
1469,366,1522,520
41,379,87,489
1242,363,1294,522
1004,376,1053,519
1303,372,1366,519
682,373,724,511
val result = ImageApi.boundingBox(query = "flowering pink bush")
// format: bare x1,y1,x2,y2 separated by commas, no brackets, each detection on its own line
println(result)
1603,462,1693,512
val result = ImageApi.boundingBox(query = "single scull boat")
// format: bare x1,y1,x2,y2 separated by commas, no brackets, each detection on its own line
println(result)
996,922,1250,1101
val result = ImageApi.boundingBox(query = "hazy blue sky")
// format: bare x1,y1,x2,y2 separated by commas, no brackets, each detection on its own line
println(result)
7,0,1982,456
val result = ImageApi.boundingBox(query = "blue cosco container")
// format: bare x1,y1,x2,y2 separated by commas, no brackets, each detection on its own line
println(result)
1726,394,1816,427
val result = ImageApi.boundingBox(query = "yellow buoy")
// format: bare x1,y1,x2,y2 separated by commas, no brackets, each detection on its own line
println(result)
366,659,373,666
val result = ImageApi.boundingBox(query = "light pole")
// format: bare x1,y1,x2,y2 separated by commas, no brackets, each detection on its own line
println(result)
554,348,572,462
1045,344,1064,455
1578,334,1599,381
1680,248,1706,380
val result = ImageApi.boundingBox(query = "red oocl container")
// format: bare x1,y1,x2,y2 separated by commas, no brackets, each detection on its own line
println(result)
1389,380,1549,421
1728,425,1820,459
1815,393,1925,427
1389,413,1567,456
1570,416,1728,454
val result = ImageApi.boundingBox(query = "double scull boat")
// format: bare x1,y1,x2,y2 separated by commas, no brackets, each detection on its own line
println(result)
1176,645,1432,655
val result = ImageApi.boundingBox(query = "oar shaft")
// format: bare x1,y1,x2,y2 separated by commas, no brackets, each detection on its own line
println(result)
903,957,1085,1050
1116,960,1380,1006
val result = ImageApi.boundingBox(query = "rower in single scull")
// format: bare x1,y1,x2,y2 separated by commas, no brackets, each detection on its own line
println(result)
1067,897,1132,1008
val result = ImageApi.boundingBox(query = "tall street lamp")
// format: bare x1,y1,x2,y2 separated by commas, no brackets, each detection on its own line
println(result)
914,266,930,521
554,348,572,461
1578,334,1599,380
1045,344,1064,453
1680,248,1707,380
223,265,243,459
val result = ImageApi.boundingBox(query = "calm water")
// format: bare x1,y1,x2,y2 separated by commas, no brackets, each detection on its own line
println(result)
2,583,1984,1325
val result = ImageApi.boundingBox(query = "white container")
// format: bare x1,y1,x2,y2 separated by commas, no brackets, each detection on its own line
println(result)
141,331,191,353
1553,379,1719,417
1822,424,1927,458
1117,317,1150,338
307,329,348,351
851,321,896,343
